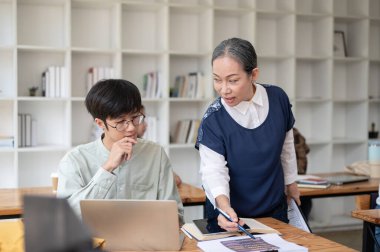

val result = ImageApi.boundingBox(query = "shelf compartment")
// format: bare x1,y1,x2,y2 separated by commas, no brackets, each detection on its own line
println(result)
307,144,332,173
18,100,70,147
17,0,66,48
256,0,294,13
256,13,294,57
333,60,368,101
212,0,253,9
332,101,367,141
294,101,332,144
0,49,15,98
370,0,380,18
369,102,380,135
169,54,211,98
169,0,210,7
370,20,380,60
18,151,66,187
333,0,369,18
122,3,167,52
169,101,207,144
71,100,94,147
122,53,167,99
143,101,169,146
334,18,369,58
369,61,380,100
17,50,66,97
332,142,367,171
295,0,332,15
0,1,14,47
0,100,15,139
296,15,333,58
169,6,212,53
168,147,201,186
71,1,118,50
0,152,16,188
213,9,255,47
257,57,295,99
71,51,116,98
296,59,331,100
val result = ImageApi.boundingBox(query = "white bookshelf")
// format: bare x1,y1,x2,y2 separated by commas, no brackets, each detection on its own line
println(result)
0,0,379,227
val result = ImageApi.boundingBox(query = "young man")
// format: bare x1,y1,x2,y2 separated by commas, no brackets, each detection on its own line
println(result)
57,79,184,224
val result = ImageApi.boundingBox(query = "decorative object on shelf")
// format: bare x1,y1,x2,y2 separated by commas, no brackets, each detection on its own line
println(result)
369,122,379,139
28,86,39,96
333,31,347,57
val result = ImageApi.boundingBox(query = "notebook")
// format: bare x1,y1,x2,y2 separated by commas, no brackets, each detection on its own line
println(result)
322,173,370,185
80,199,184,251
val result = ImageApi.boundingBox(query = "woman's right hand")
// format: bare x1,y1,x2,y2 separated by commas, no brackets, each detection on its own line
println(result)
215,195,246,231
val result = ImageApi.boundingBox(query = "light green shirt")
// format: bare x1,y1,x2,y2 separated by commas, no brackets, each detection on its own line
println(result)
57,138,184,224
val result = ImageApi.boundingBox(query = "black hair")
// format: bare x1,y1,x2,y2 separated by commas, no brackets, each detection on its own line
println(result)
85,79,142,129
211,37,257,75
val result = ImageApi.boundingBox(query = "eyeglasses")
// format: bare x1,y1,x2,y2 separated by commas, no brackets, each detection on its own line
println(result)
106,114,145,132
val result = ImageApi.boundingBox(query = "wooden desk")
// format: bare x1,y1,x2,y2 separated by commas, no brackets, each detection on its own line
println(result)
352,209,380,252
126,217,355,252
299,173,380,199
0,183,205,219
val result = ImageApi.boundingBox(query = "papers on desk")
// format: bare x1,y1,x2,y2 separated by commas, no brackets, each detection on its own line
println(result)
197,233,308,252
288,199,312,233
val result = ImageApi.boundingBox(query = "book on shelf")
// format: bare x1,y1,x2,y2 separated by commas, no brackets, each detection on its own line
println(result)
170,72,204,98
42,66,66,98
0,136,14,148
86,66,115,93
173,119,200,144
181,218,280,242
18,113,37,148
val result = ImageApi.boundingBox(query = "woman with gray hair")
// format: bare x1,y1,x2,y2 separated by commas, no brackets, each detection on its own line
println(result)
195,37,300,232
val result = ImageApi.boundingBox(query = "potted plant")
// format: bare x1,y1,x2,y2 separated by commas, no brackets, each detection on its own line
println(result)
28,86,39,96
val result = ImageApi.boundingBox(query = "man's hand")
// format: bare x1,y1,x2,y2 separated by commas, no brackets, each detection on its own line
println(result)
102,137,137,172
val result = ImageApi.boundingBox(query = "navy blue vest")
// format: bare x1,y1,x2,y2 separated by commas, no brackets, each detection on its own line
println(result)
196,84,295,217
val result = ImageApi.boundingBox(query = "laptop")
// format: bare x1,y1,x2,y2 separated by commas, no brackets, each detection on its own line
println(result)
322,173,370,185
80,199,184,251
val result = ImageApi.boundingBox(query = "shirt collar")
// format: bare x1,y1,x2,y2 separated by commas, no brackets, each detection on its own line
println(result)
224,83,264,115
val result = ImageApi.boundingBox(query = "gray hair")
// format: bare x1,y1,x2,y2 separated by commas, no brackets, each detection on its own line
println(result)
211,38,257,75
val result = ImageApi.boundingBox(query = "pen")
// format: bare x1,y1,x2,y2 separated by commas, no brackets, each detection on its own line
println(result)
216,208,256,240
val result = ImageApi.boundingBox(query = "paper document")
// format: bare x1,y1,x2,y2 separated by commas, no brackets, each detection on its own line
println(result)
288,199,311,233
197,233,308,252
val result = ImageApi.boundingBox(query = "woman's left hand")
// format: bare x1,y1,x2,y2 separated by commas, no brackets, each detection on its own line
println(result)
286,182,301,205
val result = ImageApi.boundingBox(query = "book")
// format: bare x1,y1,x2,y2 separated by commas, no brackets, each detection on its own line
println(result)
296,183,331,189
297,178,329,185
181,218,280,241
296,175,330,188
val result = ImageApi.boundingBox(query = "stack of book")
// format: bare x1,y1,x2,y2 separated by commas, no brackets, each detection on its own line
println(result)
296,175,331,189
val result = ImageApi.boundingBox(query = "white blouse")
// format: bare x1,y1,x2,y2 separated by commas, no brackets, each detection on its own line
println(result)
199,84,298,206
